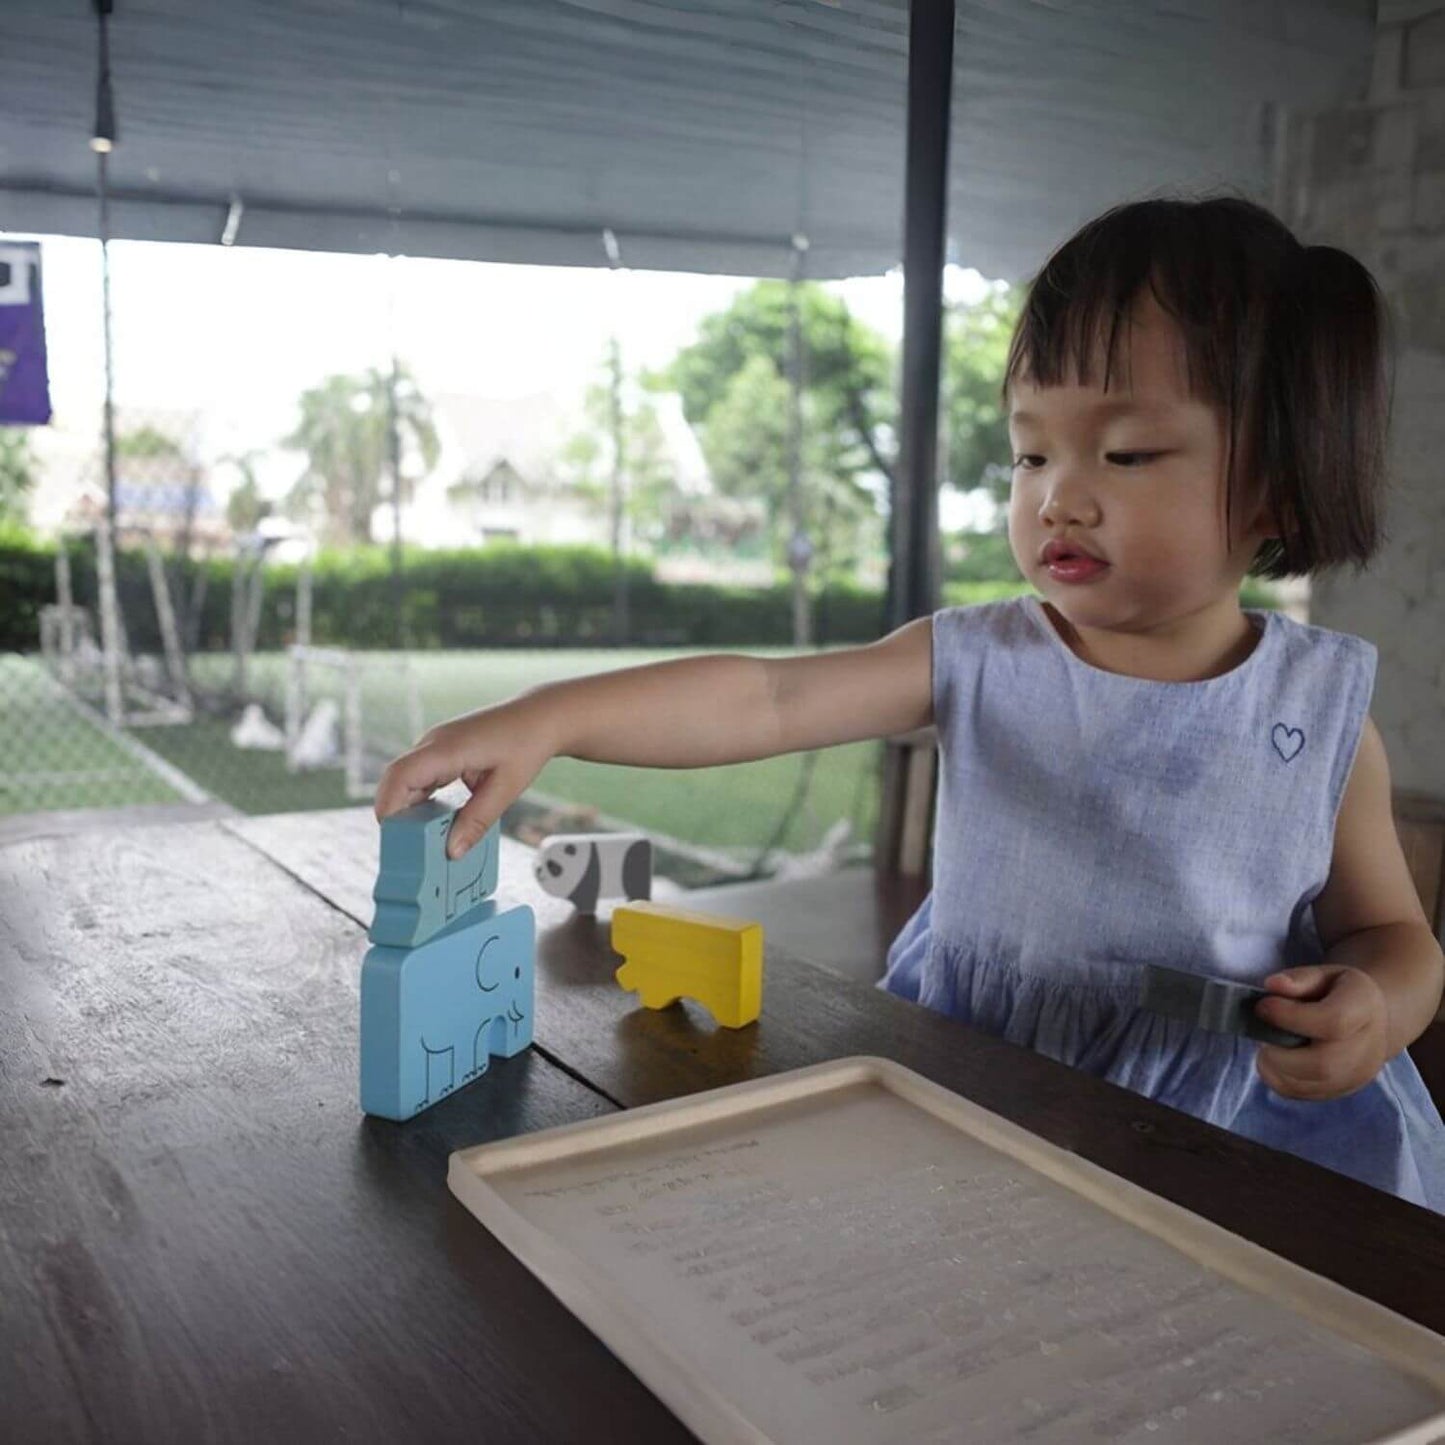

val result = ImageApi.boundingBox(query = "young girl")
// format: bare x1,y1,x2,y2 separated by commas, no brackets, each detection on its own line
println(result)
375,194,1445,1213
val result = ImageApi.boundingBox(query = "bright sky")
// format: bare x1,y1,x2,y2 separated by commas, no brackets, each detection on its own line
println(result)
4,231,1002,529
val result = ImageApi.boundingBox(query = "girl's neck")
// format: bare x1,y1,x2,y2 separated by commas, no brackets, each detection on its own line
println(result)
1041,599,1264,683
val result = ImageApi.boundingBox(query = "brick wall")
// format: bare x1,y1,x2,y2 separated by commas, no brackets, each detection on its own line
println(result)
1280,1,1445,798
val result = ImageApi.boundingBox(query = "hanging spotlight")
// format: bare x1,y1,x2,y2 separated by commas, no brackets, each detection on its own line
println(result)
91,0,118,154
601,227,622,268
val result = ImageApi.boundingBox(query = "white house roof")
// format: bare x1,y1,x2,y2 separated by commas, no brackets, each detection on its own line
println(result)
428,386,708,494
430,391,583,488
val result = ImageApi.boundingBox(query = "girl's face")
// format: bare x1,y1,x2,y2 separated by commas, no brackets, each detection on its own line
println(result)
1006,293,1274,646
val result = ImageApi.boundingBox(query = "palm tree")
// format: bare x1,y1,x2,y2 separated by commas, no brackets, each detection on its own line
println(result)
284,366,439,546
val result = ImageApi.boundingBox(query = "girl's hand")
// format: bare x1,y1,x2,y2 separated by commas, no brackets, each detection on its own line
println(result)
1253,965,1391,1101
374,698,557,859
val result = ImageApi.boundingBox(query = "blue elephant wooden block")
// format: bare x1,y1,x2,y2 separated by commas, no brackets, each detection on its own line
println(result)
360,901,536,1121
370,800,500,948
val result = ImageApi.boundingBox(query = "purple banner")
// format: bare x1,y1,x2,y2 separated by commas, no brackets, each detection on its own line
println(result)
0,242,52,425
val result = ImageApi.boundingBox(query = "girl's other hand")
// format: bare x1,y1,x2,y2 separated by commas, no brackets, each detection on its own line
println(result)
374,698,556,859
1253,965,1391,1100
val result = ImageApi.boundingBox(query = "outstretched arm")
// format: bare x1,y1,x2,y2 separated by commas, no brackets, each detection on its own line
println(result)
374,616,934,857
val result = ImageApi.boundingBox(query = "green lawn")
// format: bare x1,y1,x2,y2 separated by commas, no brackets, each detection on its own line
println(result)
182,646,882,860
5,648,882,873
0,654,185,813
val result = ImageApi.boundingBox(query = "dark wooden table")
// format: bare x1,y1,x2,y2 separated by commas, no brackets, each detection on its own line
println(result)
5,807,1445,1444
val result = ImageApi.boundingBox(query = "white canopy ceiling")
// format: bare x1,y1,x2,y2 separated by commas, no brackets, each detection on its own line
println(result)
0,0,1374,280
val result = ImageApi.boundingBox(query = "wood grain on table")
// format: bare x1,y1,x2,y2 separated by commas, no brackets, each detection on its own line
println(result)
0,821,691,1445
11,805,1445,1445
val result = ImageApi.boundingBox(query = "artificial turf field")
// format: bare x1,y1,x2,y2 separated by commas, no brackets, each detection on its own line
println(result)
1,647,881,871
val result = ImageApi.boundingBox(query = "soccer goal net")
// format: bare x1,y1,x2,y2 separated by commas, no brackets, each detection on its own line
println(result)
284,645,423,801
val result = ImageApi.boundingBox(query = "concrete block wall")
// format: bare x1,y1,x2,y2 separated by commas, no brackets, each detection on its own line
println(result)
1280,2,1445,798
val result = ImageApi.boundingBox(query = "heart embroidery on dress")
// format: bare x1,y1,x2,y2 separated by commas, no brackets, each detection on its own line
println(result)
1271,724,1305,762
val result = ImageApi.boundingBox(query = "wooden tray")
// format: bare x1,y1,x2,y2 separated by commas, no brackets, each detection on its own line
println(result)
449,1057,1445,1444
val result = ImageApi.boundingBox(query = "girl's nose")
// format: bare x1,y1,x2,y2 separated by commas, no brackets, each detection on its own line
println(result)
1038,472,1101,528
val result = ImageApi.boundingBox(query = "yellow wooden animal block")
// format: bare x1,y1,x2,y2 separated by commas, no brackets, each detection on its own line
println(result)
610,901,763,1029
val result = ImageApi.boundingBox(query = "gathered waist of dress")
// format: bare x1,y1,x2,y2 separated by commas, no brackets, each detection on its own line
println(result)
925,932,1272,1002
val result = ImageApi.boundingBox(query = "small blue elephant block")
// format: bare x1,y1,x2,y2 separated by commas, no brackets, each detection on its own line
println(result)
360,901,536,1121
370,800,500,948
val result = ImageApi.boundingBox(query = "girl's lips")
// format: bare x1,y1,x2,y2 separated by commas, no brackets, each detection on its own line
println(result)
1046,556,1109,583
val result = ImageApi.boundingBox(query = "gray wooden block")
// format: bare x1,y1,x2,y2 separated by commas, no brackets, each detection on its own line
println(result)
1140,963,1309,1048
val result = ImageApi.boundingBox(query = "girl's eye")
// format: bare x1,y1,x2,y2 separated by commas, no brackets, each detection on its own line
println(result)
1107,451,1164,467
1011,455,1044,470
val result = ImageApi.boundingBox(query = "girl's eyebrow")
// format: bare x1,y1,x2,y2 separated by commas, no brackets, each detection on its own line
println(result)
1010,399,1177,426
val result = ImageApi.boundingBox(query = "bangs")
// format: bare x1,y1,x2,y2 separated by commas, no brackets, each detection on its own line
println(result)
1002,198,1270,421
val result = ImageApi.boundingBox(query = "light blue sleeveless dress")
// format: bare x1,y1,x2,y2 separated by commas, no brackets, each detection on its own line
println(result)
881,594,1445,1212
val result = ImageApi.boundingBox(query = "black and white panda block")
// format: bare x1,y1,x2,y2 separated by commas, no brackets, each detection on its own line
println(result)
534,832,653,914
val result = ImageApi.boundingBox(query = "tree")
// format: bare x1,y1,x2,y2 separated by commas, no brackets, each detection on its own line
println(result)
222,450,272,534
704,352,881,584
115,425,190,462
669,280,896,496
698,353,790,511
667,282,892,605
0,428,39,525
560,346,681,553
937,284,1027,583
674,279,1028,575
943,282,1022,506
284,366,439,546
944,527,1021,585
559,342,685,639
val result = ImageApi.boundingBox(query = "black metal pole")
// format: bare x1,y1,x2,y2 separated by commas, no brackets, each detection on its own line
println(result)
877,0,954,887
93,0,119,532
98,151,118,533
888,0,954,631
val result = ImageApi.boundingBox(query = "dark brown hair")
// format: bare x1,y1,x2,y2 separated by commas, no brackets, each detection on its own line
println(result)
1003,194,1391,579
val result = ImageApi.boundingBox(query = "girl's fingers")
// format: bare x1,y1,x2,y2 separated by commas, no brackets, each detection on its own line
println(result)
372,710,534,846
1257,966,1353,1041
1263,965,1337,1001
447,768,515,858
1260,968,1382,1045
1256,1046,1340,1099
1256,1058,1336,1100
375,743,468,820
1255,993,1330,1040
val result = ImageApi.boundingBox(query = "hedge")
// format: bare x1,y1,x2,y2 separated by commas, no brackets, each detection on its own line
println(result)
0,533,1280,656
0,538,893,652
0,526,57,654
